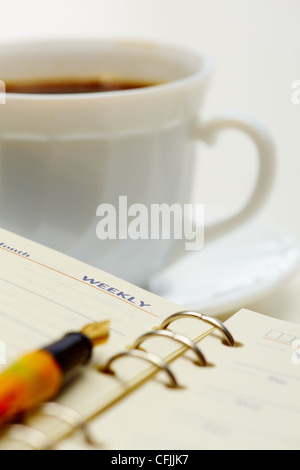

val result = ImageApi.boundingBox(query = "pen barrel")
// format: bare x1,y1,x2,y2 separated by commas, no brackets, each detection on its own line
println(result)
0,350,62,425
44,332,93,373
0,333,92,425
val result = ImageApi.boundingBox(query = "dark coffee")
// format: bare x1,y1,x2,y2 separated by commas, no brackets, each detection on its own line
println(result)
5,78,159,94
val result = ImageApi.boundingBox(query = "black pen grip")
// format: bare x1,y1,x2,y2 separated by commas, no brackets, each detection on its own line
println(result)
44,333,93,373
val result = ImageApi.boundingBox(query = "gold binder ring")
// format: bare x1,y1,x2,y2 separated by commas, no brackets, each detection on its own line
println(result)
158,311,235,347
39,402,97,448
99,349,179,388
131,329,207,366
6,424,48,450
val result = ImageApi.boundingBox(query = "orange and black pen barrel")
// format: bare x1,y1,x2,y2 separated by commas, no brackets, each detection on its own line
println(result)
0,332,95,426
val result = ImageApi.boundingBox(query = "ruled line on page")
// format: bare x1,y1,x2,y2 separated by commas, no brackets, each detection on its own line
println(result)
19,269,135,320
0,244,158,318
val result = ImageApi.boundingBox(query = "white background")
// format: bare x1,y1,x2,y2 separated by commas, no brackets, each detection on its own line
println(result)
1,0,300,321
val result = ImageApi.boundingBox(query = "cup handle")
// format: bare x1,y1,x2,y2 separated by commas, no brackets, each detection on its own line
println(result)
195,111,276,241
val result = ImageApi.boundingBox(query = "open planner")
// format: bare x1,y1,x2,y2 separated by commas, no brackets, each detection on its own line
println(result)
0,228,299,450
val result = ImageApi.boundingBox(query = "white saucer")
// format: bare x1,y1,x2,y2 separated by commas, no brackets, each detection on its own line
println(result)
148,221,300,317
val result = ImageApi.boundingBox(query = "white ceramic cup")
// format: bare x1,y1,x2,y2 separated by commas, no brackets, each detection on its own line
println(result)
0,39,275,286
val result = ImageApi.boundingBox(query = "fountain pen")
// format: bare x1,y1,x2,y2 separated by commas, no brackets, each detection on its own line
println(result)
0,320,110,425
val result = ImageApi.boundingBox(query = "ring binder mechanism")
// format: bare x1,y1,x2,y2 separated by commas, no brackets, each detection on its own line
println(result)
1,230,298,450
99,311,234,387
157,311,236,347
4,403,96,450
39,402,96,448
131,329,207,366
6,424,48,450
99,349,179,388
3,312,235,449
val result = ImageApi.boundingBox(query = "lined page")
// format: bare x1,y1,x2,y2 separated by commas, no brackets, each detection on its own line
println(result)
72,309,300,450
0,228,181,363
0,228,205,449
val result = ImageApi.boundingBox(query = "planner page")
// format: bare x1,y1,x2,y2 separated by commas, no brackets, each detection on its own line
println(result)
68,309,300,450
0,228,214,449
0,228,180,359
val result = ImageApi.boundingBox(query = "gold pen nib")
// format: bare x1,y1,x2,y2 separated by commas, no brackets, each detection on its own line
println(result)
81,320,110,347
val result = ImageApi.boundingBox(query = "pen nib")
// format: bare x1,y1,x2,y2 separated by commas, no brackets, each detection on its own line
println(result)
81,320,110,347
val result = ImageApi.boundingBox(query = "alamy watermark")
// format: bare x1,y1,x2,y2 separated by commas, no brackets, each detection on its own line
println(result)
96,196,205,251
291,338,300,365
291,80,300,104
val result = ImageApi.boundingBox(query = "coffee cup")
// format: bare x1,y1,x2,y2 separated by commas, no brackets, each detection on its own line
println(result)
0,39,275,286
